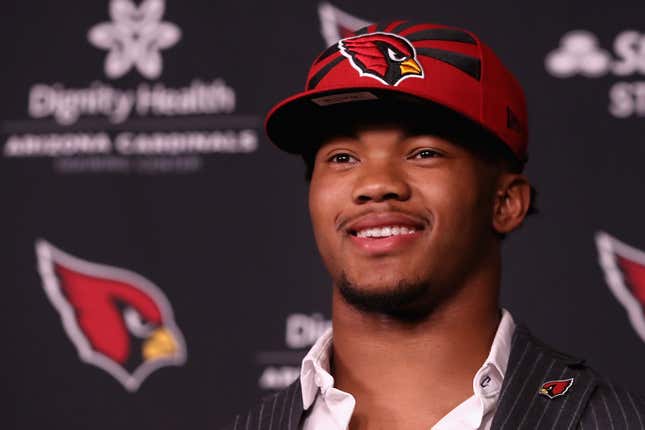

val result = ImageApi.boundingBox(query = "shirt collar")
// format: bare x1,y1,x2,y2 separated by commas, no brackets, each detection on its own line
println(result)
301,326,334,409
299,309,516,415
466,308,516,427
485,308,515,379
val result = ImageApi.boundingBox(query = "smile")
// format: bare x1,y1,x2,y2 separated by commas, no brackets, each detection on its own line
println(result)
355,225,416,238
344,212,427,255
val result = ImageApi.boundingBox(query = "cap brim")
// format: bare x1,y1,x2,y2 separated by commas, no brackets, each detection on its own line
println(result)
265,86,517,164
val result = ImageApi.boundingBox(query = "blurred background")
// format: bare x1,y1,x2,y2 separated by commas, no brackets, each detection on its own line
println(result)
2,0,645,428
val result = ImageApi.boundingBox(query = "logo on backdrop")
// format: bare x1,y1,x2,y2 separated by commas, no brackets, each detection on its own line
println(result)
256,313,331,391
36,240,186,391
88,0,181,79
2,0,259,175
318,2,370,46
596,231,645,343
546,30,645,118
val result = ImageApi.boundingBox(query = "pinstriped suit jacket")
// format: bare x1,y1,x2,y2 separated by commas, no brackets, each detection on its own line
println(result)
221,325,645,429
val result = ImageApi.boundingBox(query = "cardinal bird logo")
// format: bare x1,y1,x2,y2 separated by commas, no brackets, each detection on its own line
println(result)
596,231,645,343
35,240,186,392
539,378,574,399
338,32,424,86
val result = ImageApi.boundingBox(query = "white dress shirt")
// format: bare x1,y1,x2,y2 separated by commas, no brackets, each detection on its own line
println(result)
300,309,516,430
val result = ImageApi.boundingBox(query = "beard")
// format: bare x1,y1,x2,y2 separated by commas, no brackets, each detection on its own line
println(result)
336,271,458,323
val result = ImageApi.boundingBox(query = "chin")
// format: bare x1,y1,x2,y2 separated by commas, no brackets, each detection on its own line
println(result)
336,271,446,321
344,273,410,293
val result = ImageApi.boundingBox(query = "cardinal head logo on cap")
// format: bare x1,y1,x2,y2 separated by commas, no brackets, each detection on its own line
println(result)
338,32,424,86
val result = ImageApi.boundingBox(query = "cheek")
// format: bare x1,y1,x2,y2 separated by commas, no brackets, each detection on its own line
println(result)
413,167,490,235
308,174,345,251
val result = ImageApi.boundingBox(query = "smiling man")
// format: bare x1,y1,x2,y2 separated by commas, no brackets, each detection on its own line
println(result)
223,21,645,430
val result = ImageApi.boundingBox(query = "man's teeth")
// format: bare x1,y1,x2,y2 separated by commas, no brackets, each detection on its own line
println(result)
355,226,416,238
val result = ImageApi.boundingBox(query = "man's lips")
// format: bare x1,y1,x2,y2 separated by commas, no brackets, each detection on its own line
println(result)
343,212,427,236
342,212,428,255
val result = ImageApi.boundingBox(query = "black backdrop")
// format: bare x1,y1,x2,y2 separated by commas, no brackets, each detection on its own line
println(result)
2,1,645,428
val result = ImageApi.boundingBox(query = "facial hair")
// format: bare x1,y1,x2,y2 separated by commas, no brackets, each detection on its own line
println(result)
336,271,458,323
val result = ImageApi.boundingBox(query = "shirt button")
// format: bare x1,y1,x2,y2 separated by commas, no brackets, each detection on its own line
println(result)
480,375,491,389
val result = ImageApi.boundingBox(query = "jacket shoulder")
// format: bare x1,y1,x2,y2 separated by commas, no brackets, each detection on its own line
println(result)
578,376,645,429
493,324,645,429
219,380,303,430
514,325,645,428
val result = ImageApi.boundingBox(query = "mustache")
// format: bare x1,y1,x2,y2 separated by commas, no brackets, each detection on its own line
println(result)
336,206,431,232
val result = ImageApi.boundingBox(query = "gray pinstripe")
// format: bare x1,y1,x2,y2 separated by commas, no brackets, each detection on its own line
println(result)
245,410,251,430
499,349,544,429
257,402,265,430
277,382,291,428
566,377,594,430
534,365,567,428
609,381,628,428
496,341,530,406
268,392,278,430
590,400,599,430
628,391,645,429
287,379,298,430
600,389,616,430
516,358,557,428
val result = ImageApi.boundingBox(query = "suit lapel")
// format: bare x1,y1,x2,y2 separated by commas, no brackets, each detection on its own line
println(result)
491,325,598,430
246,379,304,430
286,380,305,430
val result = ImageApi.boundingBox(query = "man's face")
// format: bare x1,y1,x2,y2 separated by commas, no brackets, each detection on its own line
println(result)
308,124,501,313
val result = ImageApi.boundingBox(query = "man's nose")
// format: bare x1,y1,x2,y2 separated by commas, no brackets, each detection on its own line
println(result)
351,161,412,204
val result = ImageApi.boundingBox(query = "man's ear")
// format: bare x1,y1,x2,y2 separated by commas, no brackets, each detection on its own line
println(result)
492,174,531,234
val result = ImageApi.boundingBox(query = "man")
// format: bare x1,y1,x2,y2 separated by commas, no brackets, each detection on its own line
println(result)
223,21,645,429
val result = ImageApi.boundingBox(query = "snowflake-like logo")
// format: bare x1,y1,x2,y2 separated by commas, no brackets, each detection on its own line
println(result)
88,0,181,79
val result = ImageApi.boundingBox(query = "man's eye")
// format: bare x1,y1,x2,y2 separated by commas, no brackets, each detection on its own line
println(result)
328,153,356,163
411,149,441,159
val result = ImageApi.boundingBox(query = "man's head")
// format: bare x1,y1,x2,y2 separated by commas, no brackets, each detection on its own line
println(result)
307,119,531,320
264,21,533,320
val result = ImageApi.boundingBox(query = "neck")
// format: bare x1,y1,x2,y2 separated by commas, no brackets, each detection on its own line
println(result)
330,254,502,429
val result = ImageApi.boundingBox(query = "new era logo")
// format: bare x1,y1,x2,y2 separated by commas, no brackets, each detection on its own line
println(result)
506,107,524,134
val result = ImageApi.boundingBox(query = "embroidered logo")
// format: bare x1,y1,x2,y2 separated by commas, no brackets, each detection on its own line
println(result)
338,32,424,86
539,378,574,399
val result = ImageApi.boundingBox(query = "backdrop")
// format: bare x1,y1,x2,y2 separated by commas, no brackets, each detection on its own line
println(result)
3,1,645,428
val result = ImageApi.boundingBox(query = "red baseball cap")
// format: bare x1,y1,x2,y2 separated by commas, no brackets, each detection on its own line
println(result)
265,21,528,163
